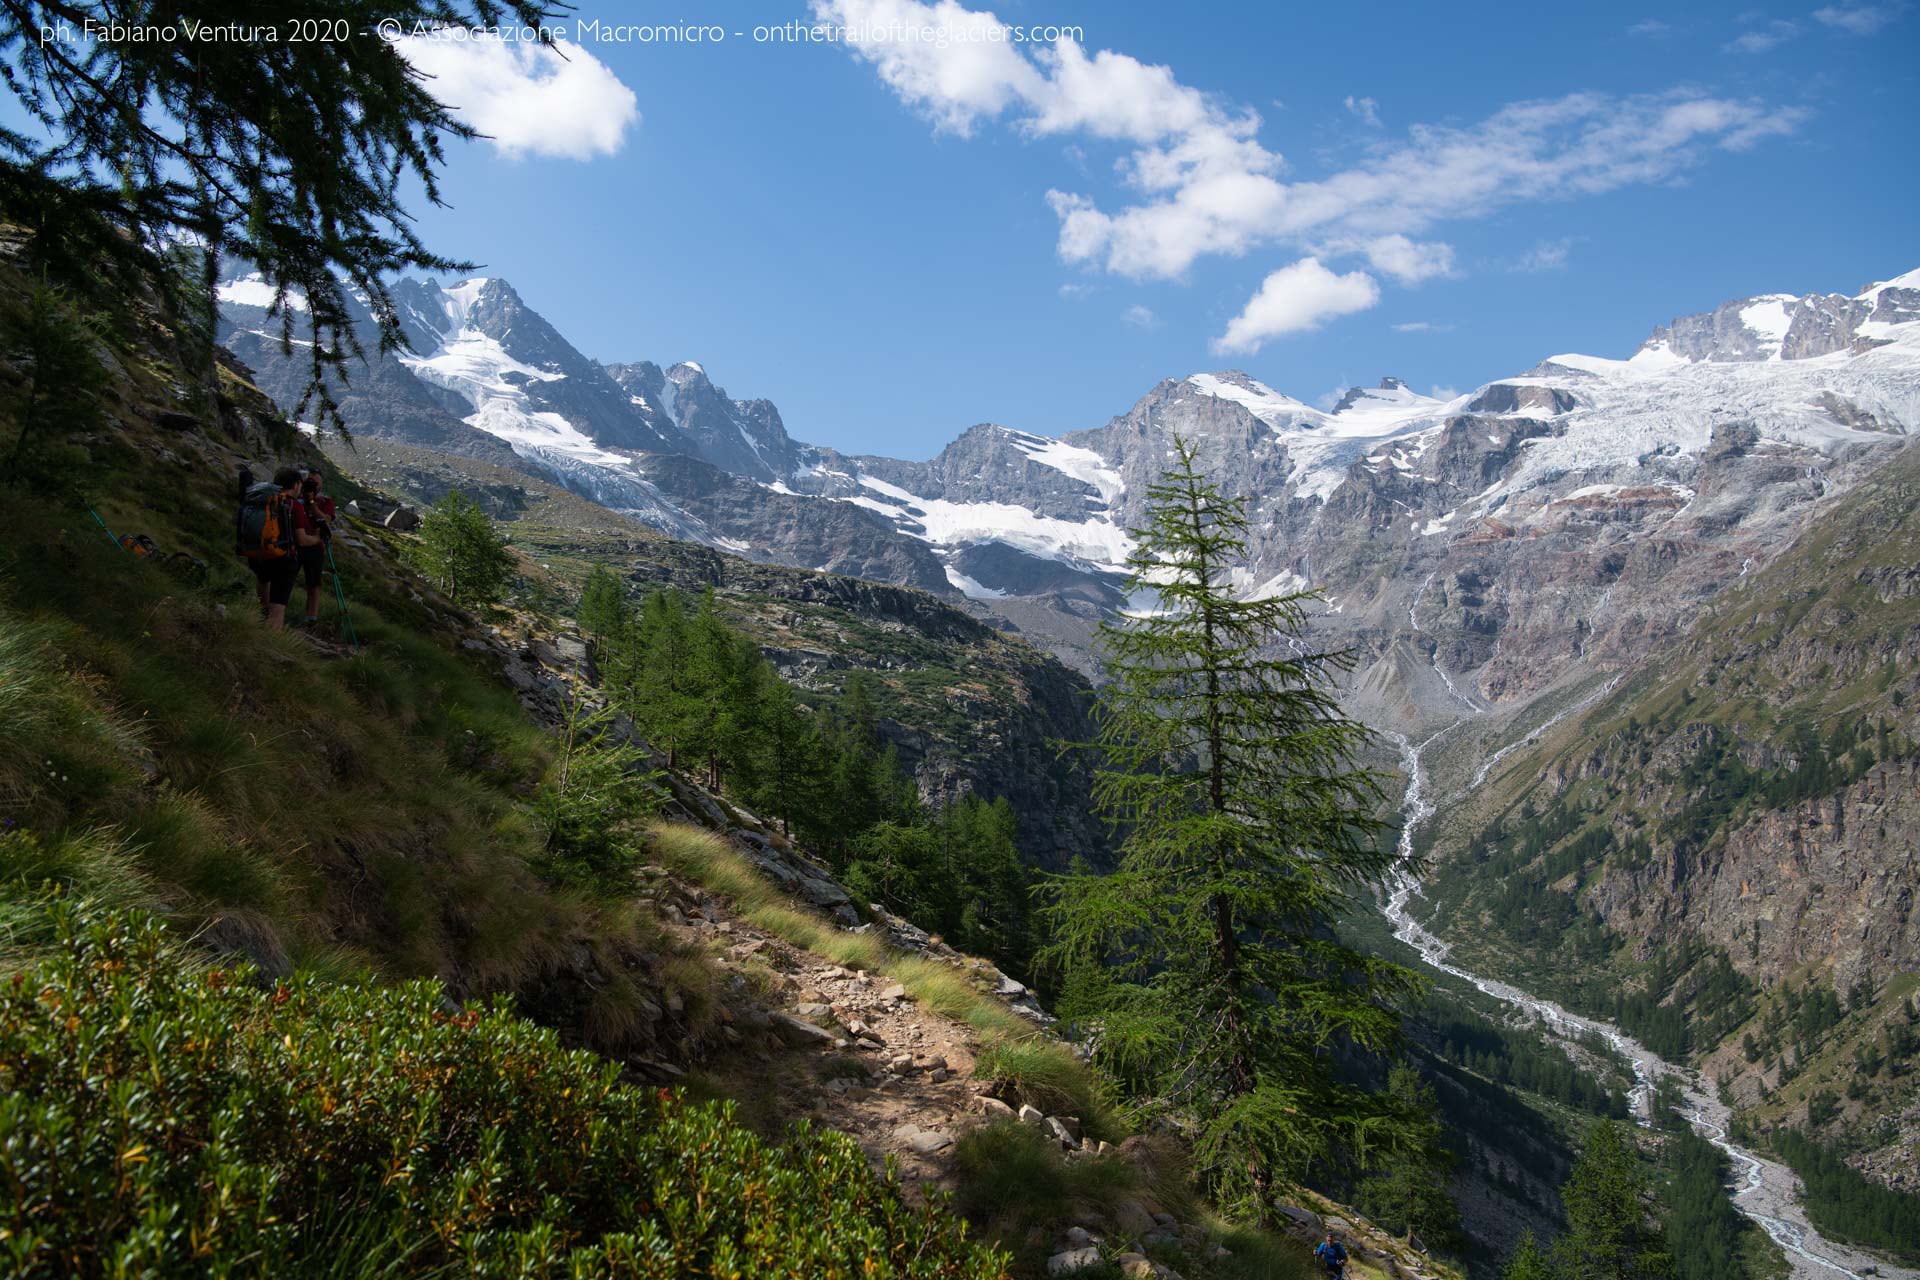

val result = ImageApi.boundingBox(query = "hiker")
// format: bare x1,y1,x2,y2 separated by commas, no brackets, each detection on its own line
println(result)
237,466,301,630
1315,1232,1348,1279
293,470,335,628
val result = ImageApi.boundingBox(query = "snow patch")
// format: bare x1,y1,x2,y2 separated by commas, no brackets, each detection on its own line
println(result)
218,275,307,312
1740,296,1795,356
845,474,1136,570
1007,434,1126,505
944,566,1008,599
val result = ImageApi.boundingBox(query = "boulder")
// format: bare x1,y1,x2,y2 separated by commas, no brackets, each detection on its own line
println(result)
1018,1104,1047,1127
382,505,421,532
1046,1247,1103,1275
769,1012,837,1047
1274,1203,1324,1238
892,1125,954,1155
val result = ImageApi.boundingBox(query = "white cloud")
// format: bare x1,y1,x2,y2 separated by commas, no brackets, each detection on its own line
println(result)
1343,233,1455,284
399,35,639,159
1343,95,1382,127
1121,303,1157,328
814,0,1803,291
1392,320,1455,333
1724,18,1799,51
1058,281,1094,299
1628,18,1671,34
1514,238,1575,272
1212,258,1379,354
1429,384,1460,401
1813,2,1904,32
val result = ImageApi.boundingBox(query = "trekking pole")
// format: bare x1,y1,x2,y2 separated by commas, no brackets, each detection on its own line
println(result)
86,505,122,549
324,542,360,653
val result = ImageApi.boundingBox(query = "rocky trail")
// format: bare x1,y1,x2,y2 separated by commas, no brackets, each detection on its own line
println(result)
663,888,994,1187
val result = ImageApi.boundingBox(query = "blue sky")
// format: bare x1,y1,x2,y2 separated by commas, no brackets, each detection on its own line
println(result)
382,3,1907,454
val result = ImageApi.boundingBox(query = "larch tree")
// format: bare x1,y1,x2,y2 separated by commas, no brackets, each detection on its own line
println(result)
412,489,512,610
1041,435,1420,1217
1557,1121,1672,1280
0,1,560,428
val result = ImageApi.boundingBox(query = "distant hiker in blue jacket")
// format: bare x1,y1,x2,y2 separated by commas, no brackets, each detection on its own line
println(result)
1316,1232,1348,1278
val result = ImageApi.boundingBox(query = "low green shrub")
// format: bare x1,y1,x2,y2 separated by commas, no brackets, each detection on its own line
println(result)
952,1121,1141,1268
0,901,1009,1279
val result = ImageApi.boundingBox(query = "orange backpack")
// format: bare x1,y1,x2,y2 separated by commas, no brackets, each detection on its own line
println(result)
236,482,293,560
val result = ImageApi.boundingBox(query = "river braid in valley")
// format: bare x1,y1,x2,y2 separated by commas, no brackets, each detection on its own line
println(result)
1383,725,1918,1280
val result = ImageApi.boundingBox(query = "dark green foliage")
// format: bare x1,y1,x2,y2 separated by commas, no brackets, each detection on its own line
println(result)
1767,1129,1920,1261
1422,1000,1628,1117
587,583,1039,972
410,489,514,610
1504,1232,1561,1280
0,901,1007,1278
1607,946,1754,1061
1659,1128,1748,1280
0,0,559,430
0,279,109,489
577,563,629,648
1738,980,1857,1082
951,1121,1138,1263
1040,438,1421,1215
1357,1063,1464,1247
1652,724,1896,858
1556,1121,1671,1280
530,700,659,894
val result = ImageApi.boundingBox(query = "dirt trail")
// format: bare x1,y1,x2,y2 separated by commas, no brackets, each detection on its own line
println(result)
666,888,1004,1190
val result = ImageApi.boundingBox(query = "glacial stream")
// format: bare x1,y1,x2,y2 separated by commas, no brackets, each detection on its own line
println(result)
1382,726,1916,1280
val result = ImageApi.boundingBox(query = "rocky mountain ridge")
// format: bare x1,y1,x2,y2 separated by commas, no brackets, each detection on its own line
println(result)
220,266,1920,718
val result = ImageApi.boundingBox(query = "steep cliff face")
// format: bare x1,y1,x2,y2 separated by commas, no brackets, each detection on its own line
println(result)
1413,440,1920,1182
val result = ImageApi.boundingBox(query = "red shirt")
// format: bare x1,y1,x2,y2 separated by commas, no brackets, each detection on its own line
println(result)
294,496,332,535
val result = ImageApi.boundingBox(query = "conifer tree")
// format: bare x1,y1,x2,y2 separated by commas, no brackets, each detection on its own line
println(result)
632,589,697,772
577,565,629,653
1504,1232,1561,1280
0,1,560,429
740,663,815,838
1557,1121,1672,1280
1359,1062,1463,1245
1040,436,1419,1216
412,489,512,610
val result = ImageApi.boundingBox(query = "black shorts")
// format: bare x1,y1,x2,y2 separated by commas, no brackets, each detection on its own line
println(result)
248,554,298,606
298,545,326,589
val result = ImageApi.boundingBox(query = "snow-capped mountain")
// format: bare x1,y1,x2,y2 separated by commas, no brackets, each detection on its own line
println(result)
217,265,1920,706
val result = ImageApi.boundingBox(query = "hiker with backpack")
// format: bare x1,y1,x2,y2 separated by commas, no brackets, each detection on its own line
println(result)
237,466,301,630
293,470,335,628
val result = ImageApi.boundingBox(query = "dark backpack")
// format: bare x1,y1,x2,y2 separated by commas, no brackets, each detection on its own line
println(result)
237,482,293,560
